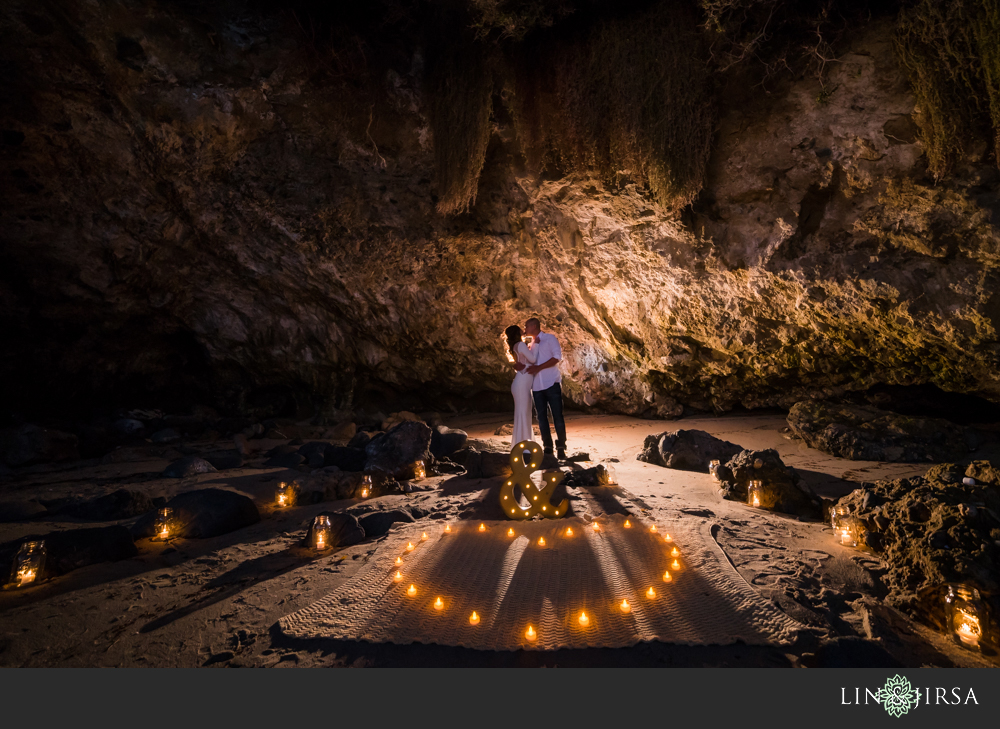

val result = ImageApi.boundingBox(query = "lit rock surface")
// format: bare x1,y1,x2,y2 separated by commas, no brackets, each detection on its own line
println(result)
1,3,998,419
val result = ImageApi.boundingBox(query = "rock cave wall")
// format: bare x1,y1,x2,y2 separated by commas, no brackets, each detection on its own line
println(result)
2,0,1000,421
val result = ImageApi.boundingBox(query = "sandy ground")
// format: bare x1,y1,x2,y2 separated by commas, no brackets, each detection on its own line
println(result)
0,410,997,667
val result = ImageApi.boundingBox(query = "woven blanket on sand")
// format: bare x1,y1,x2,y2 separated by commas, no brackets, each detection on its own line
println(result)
278,514,802,650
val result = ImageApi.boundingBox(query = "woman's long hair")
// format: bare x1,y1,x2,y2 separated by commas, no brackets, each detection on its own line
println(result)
503,325,522,363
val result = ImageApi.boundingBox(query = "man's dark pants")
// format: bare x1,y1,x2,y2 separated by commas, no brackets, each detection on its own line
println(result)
532,382,566,453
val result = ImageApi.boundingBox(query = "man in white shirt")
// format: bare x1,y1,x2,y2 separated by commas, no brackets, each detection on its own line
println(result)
523,317,567,460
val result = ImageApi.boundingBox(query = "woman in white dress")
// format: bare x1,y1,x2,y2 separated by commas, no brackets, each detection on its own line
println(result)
504,325,537,446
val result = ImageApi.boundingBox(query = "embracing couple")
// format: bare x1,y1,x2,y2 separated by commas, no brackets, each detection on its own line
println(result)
503,316,567,461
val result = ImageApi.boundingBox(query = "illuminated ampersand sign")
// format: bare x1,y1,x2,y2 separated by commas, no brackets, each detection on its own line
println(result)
500,440,568,520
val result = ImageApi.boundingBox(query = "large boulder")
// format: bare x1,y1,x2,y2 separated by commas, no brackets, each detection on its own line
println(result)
0,526,138,580
303,511,365,549
202,449,244,470
833,460,1000,615
787,400,972,462
430,425,468,459
60,489,155,521
364,420,432,479
719,448,823,519
162,456,217,478
0,424,79,467
357,509,416,538
452,446,512,479
264,452,306,468
132,488,260,539
636,429,744,471
326,421,357,441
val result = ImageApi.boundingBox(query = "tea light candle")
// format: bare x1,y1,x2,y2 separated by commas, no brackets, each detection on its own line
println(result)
406,542,415,552
620,599,631,613
18,569,36,586
593,522,600,532
469,611,480,625
662,570,672,582
670,546,680,557
525,625,537,641
395,556,403,565
393,571,403,582
664,533,673,542
565,527,573,537
444,525,451,534
646,587,656,599
671,559,681,570
649,525,657,533
413,460,427,481
479,523,486,532
624,519,632,528
421,532,428,541
508,527,515,537
407,584,417,597
434,597,444,610
579,612,590,627
538,537,546,546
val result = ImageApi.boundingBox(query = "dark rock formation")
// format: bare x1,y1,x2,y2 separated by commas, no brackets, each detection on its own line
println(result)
834,461,1000,612
58,488,154,521
1,526,138,580
0,424,79,467
162,456,218,478
364,421,432,479
324,446,367,472
357,509,416,538
132,488,260,539
637,429,744,471
263,452,305,468
303,512,365,549
1,2,999,420
430,426,468,459
150,428,181,444
0,501,47,522
787,400,972,462
203,449,244,470
720,449,823,519
453,446,513,479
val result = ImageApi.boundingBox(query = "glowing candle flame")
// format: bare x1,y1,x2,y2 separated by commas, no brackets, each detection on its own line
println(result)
565,527,573,537
664,533,672,542
671,547,680,557
277,494,287,507
393,571,403,582
395,556,403,565
538,537,546,546
18,569,36,586
159,528,169,540
508,527,515,537
361,489,369,498
316,535,325,550
649,525,657,533
620,599,631,613
421,532,428,541
434,597,444,610
956,611,981,646
525,625,537,641
479,523,486,532
752,495,760,507
406,542,414,552
469,611,480,625
671,559,681,570
593,522,600,532
663,570,672,582
444,525,451,534
624,519,631,528
407,584,417,597
579,612,589,627
646,587,656,599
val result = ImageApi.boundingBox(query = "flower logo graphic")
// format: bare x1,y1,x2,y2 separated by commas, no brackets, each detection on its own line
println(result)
880,675,918,717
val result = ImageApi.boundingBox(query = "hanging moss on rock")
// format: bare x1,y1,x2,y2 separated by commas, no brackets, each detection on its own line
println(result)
506,1,714,210
894,0,1000,177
